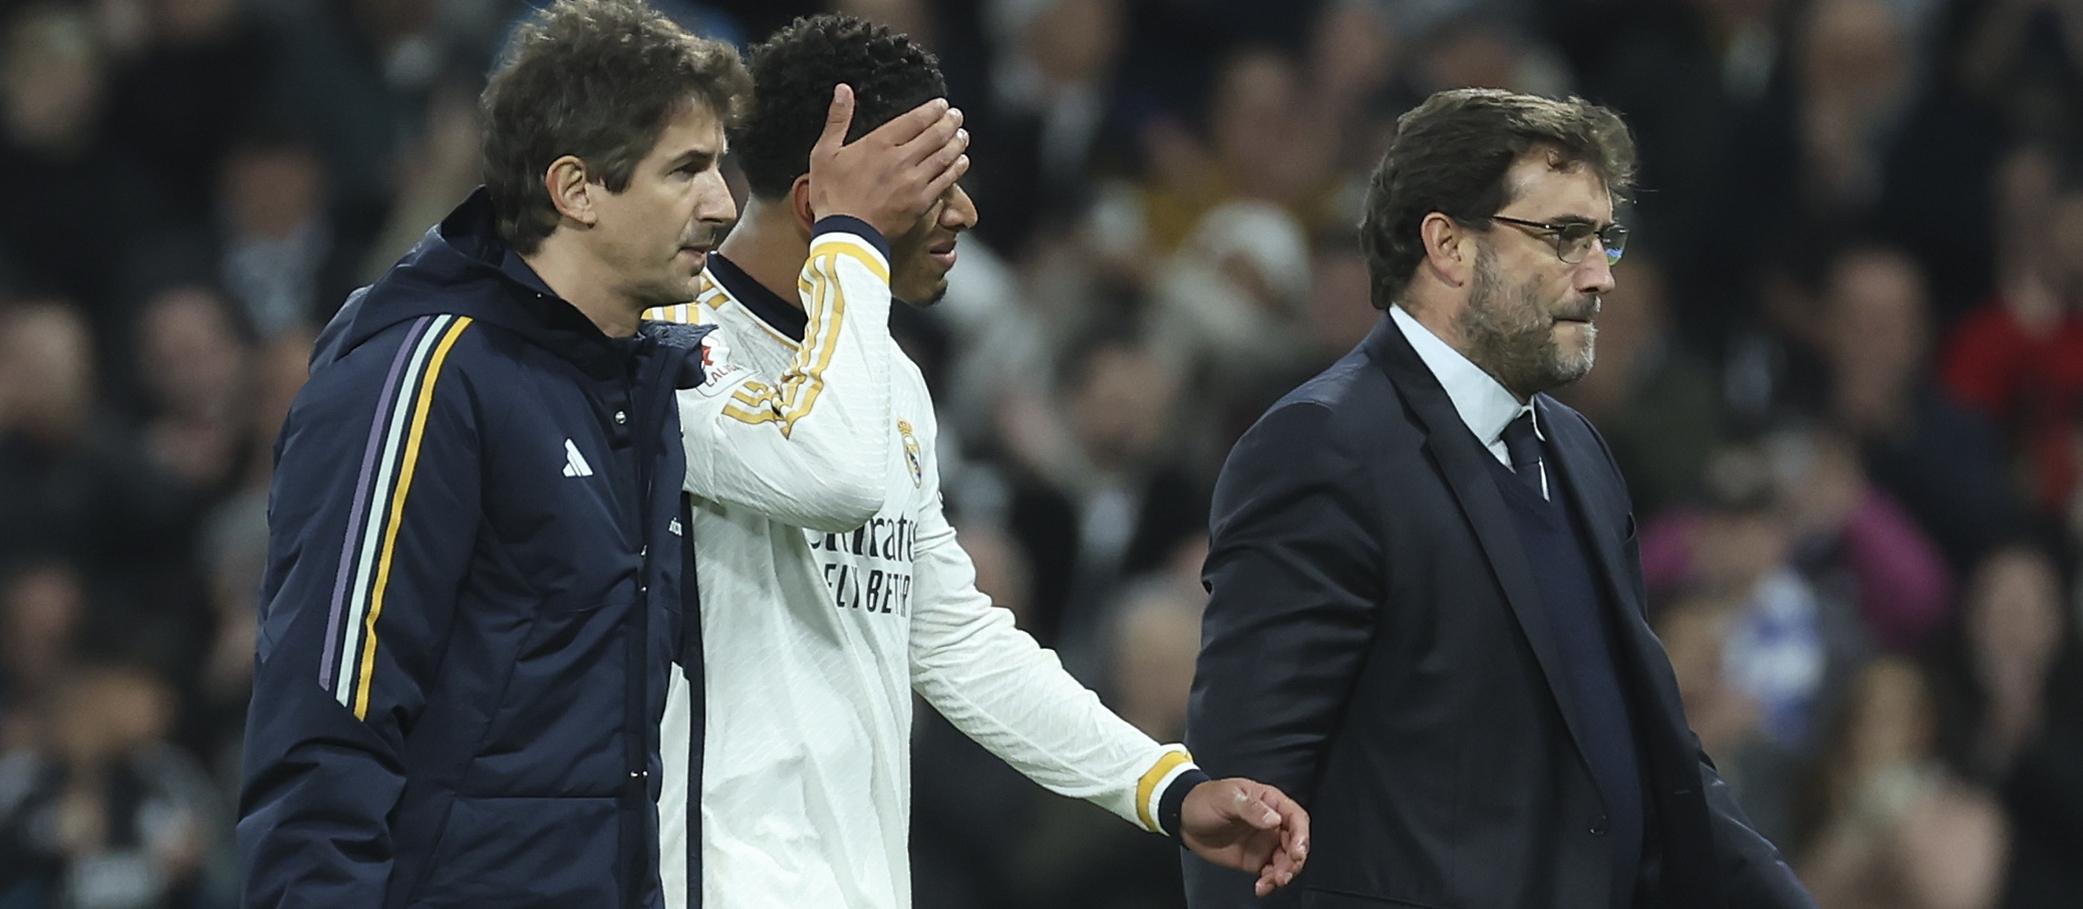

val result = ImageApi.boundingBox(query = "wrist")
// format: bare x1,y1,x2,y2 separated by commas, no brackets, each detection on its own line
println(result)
1160,767,1212,844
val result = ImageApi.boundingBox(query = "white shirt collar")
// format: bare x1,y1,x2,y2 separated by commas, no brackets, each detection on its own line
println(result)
1389,304,1538,464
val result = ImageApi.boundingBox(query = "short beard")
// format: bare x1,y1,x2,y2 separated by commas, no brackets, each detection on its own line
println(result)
1457,243,1596,398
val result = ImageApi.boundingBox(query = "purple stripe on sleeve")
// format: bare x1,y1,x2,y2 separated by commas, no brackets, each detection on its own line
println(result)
320,316,433,689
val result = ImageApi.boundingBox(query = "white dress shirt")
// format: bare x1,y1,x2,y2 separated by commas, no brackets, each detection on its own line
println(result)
1390,304,1548,498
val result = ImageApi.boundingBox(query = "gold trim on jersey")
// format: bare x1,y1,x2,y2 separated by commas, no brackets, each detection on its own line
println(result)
651,236,888,435
1136,749,1194,833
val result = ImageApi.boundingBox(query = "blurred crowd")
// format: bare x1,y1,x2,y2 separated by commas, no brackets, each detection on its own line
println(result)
0,0,2079,907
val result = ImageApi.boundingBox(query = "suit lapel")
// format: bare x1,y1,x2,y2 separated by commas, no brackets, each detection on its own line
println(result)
1366,318,1598,771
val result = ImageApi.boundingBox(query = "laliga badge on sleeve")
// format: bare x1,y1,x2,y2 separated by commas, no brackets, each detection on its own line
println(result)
898,420,924,488
692,331,746,397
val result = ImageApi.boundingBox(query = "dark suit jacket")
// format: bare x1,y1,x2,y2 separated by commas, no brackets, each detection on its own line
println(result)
1184,315,1814,909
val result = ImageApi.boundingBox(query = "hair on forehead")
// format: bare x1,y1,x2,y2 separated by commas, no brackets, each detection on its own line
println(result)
733,14,946,201
1497,145,1615,208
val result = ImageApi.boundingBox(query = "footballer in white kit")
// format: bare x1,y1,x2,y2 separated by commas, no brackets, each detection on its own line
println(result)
648,15,1310,909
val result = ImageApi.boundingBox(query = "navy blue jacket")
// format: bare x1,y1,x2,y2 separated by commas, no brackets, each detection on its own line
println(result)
1185,315,1813,909
239,189,708,909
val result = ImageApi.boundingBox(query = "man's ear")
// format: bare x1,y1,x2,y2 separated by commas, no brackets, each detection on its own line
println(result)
1420,212,1475,288
545,155,597,227
788,173,817,236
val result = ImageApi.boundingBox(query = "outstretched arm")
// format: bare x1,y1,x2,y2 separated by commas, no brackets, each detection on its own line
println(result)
903,411,1306,892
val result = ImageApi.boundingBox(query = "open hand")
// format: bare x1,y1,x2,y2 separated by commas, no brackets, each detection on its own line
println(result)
807,84,969,238
1179,777,1310,897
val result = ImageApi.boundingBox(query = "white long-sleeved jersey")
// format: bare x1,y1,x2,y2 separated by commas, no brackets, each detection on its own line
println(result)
647,230,1201,909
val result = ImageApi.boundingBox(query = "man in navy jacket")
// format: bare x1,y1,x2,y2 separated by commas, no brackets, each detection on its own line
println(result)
1184,89,1816,909
236,1,969,906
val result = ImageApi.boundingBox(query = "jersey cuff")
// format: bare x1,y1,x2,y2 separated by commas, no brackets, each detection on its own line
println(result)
811,215,891,264
1159,767,1212,844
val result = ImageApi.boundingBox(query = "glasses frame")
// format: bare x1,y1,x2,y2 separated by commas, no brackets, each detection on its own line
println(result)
1488,215,1628,265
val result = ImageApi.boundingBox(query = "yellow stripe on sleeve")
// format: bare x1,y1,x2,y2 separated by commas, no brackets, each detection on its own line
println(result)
773,253,843,435
721,404,780,425
814,237,890,284
1136,750,1193,833
352,315,473,719
714,239,881,435
730,386,779,411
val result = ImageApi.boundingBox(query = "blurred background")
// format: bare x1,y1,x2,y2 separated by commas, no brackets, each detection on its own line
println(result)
0,0,2079,906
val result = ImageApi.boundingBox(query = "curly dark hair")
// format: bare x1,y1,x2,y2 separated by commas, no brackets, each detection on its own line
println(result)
1358,89,1636,310
733,14,946,202
480,0,751,254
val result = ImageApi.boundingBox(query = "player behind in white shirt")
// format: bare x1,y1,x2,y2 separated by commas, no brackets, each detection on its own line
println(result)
648,14,1311,909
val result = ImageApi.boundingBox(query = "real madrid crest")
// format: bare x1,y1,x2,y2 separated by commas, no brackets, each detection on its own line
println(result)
897,419,924,488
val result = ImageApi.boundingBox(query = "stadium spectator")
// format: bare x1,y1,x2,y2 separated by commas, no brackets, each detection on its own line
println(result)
1639,443,1842,757
0,5,170,317
350,82,485,285
186,316,306,764
0,303,202,631
213,134,347,338
1408,15,1572,100
0,561,86,752
1553,252,1726,515
1929,544,2083,909
1577,0,1786,347
134,286,254,496
269,0,464,254
1816,245,2017,572
1301,230,1382,364
910,519,1042,909
1656,593,1810,845
997,578,1212,909
102,0,278,221
1957,0,2083,143
0,664,227,909
1132,47,1329,255
968,0,1134,251
1796,657,2008,909
1007,327,1205,669
1151,199,1318,428
1941,153,2083,515
1727,0,2004,320
1300,0,1406,184
1772,428,1954,654
1106,579,1204,744
1782,0,1915,222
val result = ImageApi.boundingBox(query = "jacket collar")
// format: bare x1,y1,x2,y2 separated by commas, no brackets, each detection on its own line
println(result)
316,187,640,380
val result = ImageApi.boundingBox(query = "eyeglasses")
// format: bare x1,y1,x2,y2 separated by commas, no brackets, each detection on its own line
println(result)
1489,215,1628,265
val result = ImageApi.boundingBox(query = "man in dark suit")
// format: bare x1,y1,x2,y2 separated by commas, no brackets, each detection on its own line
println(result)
1183,88,1817,909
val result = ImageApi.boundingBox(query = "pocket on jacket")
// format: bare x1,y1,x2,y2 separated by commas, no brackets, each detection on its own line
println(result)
1302,886,1458,909
408,795,621,908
